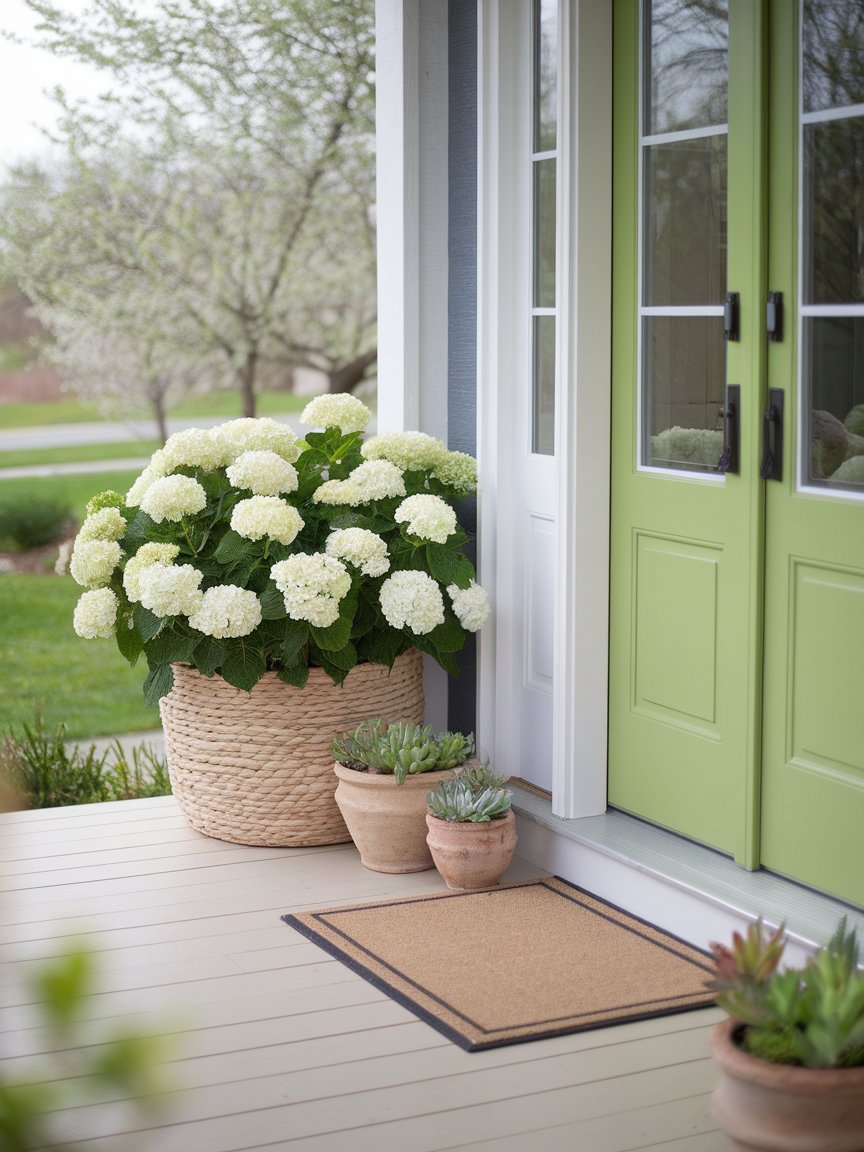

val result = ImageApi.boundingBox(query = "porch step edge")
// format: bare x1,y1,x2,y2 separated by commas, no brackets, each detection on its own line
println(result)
510,785,864,955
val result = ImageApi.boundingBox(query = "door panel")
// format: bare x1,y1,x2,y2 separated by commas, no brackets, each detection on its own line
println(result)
609,0,764,862
612,0,864,905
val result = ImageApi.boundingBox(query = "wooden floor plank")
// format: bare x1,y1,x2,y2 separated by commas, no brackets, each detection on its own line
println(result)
0,798,730,1151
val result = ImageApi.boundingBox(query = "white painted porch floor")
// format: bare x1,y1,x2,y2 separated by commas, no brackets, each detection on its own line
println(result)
0,796,734,1151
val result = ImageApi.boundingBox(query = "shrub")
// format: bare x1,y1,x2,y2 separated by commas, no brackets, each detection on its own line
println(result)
0,493,73,550
0,719,171,808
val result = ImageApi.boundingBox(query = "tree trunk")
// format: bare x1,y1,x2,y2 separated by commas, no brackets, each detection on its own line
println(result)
241,350,258,417
150,377,169,445
326,348,378,394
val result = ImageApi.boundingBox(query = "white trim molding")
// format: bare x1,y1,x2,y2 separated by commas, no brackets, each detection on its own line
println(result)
552,0,612,818
478,0,612,816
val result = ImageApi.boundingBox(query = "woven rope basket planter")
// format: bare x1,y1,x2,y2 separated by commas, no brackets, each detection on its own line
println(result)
159,648,424,847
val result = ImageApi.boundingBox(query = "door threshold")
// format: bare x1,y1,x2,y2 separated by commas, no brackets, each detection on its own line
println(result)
510,783,864,960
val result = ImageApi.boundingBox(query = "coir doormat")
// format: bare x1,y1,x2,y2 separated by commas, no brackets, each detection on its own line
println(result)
282,876,716,1051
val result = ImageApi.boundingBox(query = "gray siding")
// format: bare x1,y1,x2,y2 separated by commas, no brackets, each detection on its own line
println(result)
447,0,478,734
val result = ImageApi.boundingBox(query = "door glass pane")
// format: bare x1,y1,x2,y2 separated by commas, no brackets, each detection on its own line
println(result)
531,0,557,457
803,118,864,305
534,315,556,456
802,0,864,114
643,136,727,306
804,317,864,488
534,0,558,152
533,158,557,308
643,316,726,471
801,0,864,490
645,0,728,135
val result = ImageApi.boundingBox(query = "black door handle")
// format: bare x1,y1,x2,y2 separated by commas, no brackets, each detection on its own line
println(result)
760,390,784,481
715,385,740,474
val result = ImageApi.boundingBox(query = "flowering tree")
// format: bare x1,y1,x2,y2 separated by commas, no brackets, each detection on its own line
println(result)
0,0,377,420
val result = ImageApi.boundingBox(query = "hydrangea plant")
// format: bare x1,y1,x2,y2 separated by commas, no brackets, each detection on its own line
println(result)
68,397,490,702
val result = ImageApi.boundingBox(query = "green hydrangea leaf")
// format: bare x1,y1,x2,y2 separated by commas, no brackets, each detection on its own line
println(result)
276,619,309,665
425,544,475,589
310,613,352,652
143,662,174,705
114,606,143,666
425,611,466,653
144,629,198,667
312,640,357,673
192,636,226,677
259,582,287,620
363,628,406,668
277,662,309,689
219,641,266,691
134,604,165,642
213,529,253,566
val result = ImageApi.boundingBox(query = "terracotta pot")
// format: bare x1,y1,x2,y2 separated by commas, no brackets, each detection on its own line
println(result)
159,650,424,847
710,1018,864,1151
333,762,455,873
425,810,517,890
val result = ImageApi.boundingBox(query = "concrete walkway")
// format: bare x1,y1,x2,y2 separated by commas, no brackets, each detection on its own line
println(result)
69,728,165,763
0,413,301,453
0,457,151,479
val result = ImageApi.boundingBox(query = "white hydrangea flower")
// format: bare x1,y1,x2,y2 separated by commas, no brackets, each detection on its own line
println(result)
122,543,181,603
394,494,457,543
126,464,162,508
76,507,127,544
230,496,304,545
431,450,478,494
70,539,122,589
187,585,263,638
379,570,445,635
139,475,208,523
311,479,363,506
227,450,299,496
361,431,447,472
160,427,226,472
212,417,300,464
73,588,119,639
137,563,204,617
325,528,390,577
271,553,351,628
300,393,372,433
447,581,490,632
348,459,406,501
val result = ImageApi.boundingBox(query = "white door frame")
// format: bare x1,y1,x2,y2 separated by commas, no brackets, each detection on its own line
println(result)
477,0,612,818
375,0,613,816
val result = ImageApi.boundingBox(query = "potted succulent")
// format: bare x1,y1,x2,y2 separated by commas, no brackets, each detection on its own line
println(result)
332,720,475,872
66,396,490,847
425,762,517,890
707,917,864,1151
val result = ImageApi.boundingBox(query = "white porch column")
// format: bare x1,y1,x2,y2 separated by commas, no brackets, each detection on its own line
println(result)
375,0,450,727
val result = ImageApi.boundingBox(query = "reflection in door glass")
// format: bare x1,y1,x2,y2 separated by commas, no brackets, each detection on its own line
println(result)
802,0,864,114
801,0,864,489
531,0,557,457
641,0,728,472
646,0,728,134
644,317,726,470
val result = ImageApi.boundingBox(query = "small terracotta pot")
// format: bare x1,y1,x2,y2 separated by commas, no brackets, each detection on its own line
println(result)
710,1017,864,1151
425,810,517,890
333,762,455,873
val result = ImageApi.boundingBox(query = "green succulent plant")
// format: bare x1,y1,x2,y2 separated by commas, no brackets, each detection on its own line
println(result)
708,917,864,1069
426,776,512,822
333,719,474,785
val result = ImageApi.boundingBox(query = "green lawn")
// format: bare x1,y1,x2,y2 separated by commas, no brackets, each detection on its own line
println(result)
0,440,161,469
0,389,310,430
0,470,142,521
0,575,159,739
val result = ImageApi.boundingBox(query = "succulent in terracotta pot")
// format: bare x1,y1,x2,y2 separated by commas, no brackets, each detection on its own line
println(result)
707,917,864,1150
332,720,475,873
425,763,517,890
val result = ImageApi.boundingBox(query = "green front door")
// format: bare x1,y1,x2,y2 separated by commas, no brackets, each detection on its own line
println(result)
609,0,864,905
